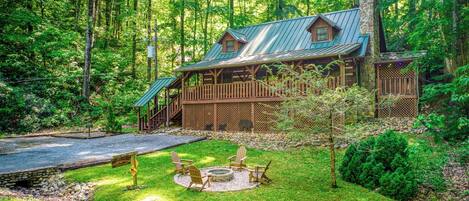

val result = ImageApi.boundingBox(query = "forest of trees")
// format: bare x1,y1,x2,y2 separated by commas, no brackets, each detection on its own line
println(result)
0,0,467,133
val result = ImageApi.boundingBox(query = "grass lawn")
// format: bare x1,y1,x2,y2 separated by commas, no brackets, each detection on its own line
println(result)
64,140,390,201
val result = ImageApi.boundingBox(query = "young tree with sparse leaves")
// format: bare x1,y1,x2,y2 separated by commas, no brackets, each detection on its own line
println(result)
265,61,374,188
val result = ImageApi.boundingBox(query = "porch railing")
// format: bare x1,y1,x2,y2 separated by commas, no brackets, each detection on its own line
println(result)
183,76,341,102
378,77,417,98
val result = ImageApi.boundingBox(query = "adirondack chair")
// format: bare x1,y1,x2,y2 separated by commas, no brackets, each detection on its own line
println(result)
171,151,193,175
228,145,247,170
187,165,211,191
248,160,272,184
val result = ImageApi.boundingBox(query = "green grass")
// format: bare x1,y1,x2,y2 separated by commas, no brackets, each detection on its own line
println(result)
64,140,389,201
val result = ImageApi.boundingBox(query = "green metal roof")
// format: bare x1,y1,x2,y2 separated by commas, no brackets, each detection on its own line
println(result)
177,8,368,72
134,77,175,107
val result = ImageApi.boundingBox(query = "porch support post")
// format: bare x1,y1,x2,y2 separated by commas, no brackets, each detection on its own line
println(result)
340,60,346,87
137,108,141,131
181,72,186,128
166,88,170,127
147,102,151,130
212,69,218,131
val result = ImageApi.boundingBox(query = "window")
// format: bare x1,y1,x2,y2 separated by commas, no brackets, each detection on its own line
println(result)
225,40,235,52
316,27,329,41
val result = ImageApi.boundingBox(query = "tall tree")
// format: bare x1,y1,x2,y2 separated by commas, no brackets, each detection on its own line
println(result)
203,0,211,54
228,0,234,27
75,0,82,31
83,0,95,100
147,0,152,82
131,0,138,79
154,16,158,80
180,0,185,65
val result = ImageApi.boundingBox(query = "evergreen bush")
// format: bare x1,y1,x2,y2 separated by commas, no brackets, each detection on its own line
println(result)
340,130,418,200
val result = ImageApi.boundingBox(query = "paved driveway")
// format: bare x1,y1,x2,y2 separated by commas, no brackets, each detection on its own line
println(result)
0,134,204,174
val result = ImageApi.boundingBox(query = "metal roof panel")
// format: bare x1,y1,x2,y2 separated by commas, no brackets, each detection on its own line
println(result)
178,8,367,71
134,77,176,107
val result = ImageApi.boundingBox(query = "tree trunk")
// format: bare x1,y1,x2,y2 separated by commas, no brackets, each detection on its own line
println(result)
147,0,152,82
306,0,310,16
131,0,138,79
192,2,198,60
329,111,337,188
203,0,211,54
228,0,234,27
154,16,158,80
329,134,337,188
83,0,94,100
180,0,185,65
104,0,112,49
75,0,82,31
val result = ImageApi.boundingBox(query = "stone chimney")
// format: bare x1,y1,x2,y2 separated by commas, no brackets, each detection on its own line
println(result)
359,0,379,90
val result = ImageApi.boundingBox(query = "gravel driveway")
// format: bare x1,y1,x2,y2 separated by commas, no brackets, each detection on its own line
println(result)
0,134,204,174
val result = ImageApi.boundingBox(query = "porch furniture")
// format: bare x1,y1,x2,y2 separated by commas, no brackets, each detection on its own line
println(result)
228,145,247,170
171,151,193,175
187,165,211,191
248,160,272,184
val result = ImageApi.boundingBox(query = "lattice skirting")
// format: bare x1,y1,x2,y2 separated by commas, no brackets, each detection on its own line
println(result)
183,102,281,132
377,97,418,118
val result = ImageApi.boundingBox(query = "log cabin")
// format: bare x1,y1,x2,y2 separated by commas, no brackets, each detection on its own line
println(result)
134,0,425,132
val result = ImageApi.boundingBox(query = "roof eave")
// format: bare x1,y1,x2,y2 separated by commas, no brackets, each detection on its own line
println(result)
175,46,360,72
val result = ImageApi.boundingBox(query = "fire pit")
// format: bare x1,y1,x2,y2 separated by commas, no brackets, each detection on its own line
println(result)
207,167,234,182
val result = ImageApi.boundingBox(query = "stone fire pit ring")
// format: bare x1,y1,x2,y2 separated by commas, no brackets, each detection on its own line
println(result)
206,167,234,182
173,166,258,192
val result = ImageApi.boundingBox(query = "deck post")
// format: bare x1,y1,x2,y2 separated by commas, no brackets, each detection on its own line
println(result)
181,72,186,128
166,88,170,127
147,102,151,130
213,69,218,131
137,108,141,131
340,60,346,87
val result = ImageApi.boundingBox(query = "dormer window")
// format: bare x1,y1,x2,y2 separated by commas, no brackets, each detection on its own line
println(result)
225,40,235,52
217,28,248,53
306,14,341,42
316,27,329,41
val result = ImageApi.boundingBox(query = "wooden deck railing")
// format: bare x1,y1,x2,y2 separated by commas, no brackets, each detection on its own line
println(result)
183,77,341,102
378,77,416,98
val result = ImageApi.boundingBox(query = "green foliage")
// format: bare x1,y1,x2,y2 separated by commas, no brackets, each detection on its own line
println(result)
417,65,469,142
407,137,448,192
340,131,418,200
64,140,391,201
379,170,418,201
104,103,122,133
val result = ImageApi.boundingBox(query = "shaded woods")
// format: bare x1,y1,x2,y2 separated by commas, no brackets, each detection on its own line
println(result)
0,0,467,133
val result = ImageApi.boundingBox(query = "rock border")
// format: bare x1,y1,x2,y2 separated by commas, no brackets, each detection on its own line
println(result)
173,166,259,192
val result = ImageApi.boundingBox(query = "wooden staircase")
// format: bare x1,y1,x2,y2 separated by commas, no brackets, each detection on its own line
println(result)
139,94,182,132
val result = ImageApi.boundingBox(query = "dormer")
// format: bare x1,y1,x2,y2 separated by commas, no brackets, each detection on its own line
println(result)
217,29,248,53
306,14,341,42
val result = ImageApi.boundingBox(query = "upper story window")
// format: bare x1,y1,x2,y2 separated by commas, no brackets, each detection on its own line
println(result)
306,14,341,42
225,40,235,52
316,27,329,41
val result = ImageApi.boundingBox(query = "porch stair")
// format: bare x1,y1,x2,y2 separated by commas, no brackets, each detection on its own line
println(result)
139,94,182,132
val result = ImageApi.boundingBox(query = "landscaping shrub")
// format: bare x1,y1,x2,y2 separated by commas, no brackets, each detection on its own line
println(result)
340,130,418,200
417,64,469,142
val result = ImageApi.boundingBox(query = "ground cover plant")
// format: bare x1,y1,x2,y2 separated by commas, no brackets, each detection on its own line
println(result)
63,140,390,201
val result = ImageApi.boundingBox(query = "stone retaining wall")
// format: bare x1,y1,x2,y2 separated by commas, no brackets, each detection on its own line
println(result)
0,167,60,188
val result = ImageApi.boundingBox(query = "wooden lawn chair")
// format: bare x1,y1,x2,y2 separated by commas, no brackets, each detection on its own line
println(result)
248,160,272,184
187,165,211,191
228,145,247,170
171,151,193,175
